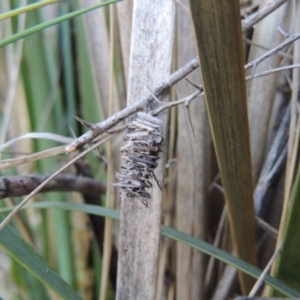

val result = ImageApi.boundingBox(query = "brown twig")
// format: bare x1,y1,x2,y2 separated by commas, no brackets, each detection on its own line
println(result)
0,174,106,199
0,134,115,232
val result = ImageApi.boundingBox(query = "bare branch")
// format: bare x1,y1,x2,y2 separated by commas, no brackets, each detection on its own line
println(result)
150,89,203,116
0,174,106,199
248,241,282,297
0,133,116,232
64,34,300,154
65,56,200,153
242,0,289,31
68,62,299,158
245,63,300,80
245,33,300,70
254,216,279,239
0,146,66,171
243,37,292,60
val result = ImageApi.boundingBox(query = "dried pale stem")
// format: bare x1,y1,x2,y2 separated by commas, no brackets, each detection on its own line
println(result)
248,241,282,297
0,0,26,150
100,5,116,300
0,146,66,171
254,216,279,239
204,205,227,291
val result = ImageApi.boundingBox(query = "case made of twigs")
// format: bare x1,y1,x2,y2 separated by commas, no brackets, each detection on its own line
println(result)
114,112,163,207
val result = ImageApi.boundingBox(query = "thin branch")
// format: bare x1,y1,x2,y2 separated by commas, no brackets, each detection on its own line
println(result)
0,132,74,152
255,216,279,239
66,62,299,160
1,55,294,172
243,37,293,60
242,0,289,31
0,146,66,171
65,44,300,153
150,89,203,116
0,174,106,199
248,241,282,297
186,105,195,137
0,133,116,232
245,33,300,70
65,57,200,153
245,63,300,80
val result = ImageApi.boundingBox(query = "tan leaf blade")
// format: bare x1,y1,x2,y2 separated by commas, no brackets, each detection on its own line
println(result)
189,0,257,293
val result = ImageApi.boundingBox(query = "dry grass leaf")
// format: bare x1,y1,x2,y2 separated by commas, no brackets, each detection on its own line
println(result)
175,2,210,299
189,0,257,293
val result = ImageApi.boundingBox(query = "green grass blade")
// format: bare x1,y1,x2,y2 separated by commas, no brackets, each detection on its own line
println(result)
0,0,121,49
0,218,82,300
271,162,300,296
11,258,49,300
1,202,299,298
20,5,77,288
161,226,299,298
0,0,60,21
9,242,49,300
74,3,102,125
52,205,76,288
7,202,120,220
59,2,77,131
73,1,104,179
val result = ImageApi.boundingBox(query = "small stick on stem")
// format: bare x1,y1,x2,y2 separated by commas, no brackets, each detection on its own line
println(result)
150,89,203,116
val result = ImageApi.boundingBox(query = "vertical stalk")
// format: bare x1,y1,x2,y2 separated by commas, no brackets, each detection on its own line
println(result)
189,0,257,293
116,1,175,299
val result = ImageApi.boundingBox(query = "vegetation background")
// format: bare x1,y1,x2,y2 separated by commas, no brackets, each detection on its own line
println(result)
0,0,299,299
